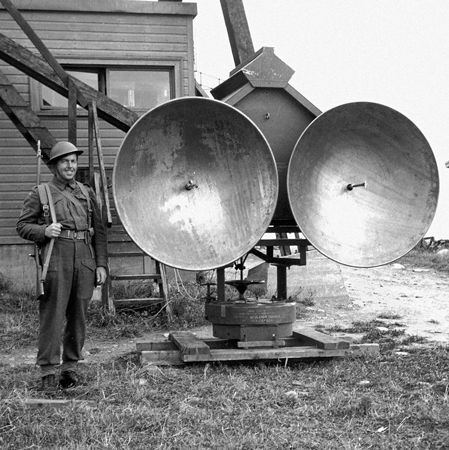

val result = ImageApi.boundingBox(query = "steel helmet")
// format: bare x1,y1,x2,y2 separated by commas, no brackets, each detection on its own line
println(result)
48,141,83,163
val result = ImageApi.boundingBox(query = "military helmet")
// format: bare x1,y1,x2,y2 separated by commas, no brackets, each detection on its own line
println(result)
48,141,83,164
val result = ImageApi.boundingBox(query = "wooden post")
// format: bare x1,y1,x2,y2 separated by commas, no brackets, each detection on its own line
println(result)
0,0,88,108
157,261,173,323
68,78,77,145
90,101,112,227
220,0,255,66
88,103,95,184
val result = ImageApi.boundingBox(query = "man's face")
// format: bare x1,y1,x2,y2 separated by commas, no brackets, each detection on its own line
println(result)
54,153,78,183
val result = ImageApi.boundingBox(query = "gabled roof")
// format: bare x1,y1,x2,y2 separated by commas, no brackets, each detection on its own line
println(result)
211,47,321,117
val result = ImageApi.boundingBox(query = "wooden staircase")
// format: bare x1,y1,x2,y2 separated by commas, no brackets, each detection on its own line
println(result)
105,238,170,312
82,168,171,315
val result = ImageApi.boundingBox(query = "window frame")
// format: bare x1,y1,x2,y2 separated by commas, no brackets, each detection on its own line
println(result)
30,58,181,116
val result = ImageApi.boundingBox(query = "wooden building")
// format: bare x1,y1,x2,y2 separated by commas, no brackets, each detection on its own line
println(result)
0,0,197,287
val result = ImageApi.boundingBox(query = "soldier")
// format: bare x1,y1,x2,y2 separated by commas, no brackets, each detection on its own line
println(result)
17,141,108,390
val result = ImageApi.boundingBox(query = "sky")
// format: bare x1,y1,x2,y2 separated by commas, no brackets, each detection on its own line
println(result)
191,0,449,239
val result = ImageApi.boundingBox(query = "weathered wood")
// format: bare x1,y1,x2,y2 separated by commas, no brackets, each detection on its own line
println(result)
113,297,165,308
0,32,138,131
219,0,254,66
90,101,112,226
292,329,350,350
110,273,161,281
141,342,379,365
156,261,173,323
142,345,346,364
136,337,231,352
68,77,77,145
237,339,285,348
0,0,90,107
169,331,211,357
88,104,94,182
0,68,55,159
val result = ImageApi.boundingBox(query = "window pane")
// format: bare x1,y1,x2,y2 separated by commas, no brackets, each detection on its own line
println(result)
108,70,171,109
41,70,99,108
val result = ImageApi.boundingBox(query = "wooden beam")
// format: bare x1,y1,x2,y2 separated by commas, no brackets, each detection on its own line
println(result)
0,0,90,108
169,331,211,358
68,77,77,145
0,32,138,132
90,101,112,226
0,68,55,160
220,0,255,66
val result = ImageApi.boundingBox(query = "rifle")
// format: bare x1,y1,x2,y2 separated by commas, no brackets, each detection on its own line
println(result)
31,140,45,299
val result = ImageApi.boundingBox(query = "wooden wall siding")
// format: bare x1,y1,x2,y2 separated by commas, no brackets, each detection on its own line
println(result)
0,1,196,244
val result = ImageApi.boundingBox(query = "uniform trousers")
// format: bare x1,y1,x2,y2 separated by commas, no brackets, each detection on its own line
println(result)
38,237,96,375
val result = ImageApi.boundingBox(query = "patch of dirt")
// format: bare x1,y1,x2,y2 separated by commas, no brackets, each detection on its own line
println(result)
300,263,449,342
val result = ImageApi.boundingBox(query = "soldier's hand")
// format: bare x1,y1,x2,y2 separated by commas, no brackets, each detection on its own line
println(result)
96,266,107,286
45,223,62,238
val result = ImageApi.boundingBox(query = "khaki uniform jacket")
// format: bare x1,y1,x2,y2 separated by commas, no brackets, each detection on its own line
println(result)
17,176,108,268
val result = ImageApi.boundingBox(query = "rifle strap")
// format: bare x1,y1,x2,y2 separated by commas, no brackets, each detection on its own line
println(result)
37,183,51,225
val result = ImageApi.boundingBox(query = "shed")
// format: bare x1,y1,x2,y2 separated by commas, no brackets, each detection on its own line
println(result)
0,0,197,286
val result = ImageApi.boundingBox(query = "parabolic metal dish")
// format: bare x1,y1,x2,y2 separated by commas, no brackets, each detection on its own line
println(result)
287,102,439,267
113,97,278,271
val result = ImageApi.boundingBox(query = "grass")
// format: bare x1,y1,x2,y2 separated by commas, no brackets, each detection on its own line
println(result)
1,347,449,448
398,247,449,273
1,247,449,448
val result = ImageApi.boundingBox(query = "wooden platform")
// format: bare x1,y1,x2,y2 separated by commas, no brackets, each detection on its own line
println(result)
137,329,379,365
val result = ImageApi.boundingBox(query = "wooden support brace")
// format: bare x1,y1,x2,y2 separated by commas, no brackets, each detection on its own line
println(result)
90,101,112,227
169,331,211,359
220,0,255,66
292,329,350,350
0,68,55,159
0,0,89,107
0,33,138,131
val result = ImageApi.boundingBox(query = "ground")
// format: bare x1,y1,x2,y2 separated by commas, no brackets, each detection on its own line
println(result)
3,258,448,370
305,263,449,342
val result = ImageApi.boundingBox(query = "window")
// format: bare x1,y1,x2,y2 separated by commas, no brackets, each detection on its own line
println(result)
39,66,173,111
108,69,170,108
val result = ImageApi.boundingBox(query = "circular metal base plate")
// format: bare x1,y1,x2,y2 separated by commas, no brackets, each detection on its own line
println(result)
205,301,296,340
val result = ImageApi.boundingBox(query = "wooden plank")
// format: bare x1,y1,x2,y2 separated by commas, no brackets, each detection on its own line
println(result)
169,331,211,357
156,261,173,323
0,0,69,84
237,340,285,348
219,0,254,66
113,297,164,308
0,32,138,131
141,345,346,364
140,343,379,365
68,77,77,145
110,273,161,281
292,329,350,350
136,337,230,352
90,101,112,226
0,68,56,158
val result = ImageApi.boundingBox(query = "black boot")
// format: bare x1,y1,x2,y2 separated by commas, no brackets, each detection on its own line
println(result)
39,374,57,391
59,370,78,389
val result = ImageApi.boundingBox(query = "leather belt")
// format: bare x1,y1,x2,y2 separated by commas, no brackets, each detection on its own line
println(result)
59,229,88,240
